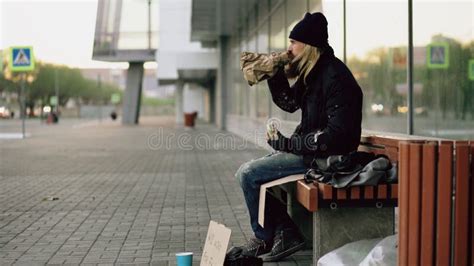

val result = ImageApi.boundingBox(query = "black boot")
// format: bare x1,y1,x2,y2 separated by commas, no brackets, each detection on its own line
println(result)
261,228,305,262
239,236,272,257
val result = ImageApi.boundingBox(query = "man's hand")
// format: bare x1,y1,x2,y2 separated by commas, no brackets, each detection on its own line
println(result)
267,131,290,152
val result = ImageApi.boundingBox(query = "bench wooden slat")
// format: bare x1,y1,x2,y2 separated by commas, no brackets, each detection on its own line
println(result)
377,185,387,199
385,146,399,164
390,184,398,199
364,186,374,199
350,186,360,199
318,183,333,200
436,142,453,266
453,142,470,266
420,143,436,266
408,143,422,266
336,188,347,200
398,142,410,266
296,180,318,212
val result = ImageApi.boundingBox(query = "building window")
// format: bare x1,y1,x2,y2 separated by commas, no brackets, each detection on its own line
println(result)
345,0,408,134
240,20,250,117
230,37,241,115
316,1,344,59
248,33,258,118
286,0,308,38
257,21,270,118
413,0,474,139
258,0,269,24
309,0,321,13
285,0,307,122
269,4,287,120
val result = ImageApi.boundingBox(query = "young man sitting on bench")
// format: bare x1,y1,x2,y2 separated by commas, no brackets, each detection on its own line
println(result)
234,12,363,262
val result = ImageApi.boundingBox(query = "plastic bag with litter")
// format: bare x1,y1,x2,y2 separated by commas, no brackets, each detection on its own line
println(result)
317,234,397,266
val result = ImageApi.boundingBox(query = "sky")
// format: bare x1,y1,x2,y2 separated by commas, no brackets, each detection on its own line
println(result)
0,0,128,69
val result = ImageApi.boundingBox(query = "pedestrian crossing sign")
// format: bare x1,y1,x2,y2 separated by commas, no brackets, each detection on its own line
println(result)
9,46,35,72
427,43,449,69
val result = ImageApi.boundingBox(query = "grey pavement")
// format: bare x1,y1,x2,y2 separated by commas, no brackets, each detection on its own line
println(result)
0,116,312,265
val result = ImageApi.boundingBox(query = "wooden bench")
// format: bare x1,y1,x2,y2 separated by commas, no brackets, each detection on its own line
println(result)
287,135,405,261
290,136,474,265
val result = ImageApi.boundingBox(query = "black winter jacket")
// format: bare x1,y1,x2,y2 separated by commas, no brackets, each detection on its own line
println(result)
267,46,363,166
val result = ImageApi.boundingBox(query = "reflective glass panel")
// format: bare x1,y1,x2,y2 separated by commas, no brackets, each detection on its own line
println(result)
346,0,408,133
413,0,474,139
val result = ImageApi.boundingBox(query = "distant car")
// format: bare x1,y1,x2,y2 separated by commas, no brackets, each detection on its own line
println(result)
397,106,428,116
370,103,385,116
0,106,11,119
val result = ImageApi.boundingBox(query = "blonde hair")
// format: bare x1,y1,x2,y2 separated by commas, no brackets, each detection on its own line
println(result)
293,44,321,83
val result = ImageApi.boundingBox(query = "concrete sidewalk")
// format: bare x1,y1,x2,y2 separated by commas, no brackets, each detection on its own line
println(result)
0,116,312,265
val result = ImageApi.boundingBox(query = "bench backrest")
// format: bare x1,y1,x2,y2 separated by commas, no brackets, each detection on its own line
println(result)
398,140,473,266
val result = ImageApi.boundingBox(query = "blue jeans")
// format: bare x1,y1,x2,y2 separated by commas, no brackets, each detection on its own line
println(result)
235,151,307,242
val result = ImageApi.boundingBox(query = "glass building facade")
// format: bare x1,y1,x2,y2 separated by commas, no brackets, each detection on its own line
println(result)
93,0,159,62
227,0,474,139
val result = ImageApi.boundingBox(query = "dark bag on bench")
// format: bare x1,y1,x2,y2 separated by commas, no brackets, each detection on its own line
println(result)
304,151,396,188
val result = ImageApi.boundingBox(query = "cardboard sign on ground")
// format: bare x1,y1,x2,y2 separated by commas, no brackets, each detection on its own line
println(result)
201,220,231,266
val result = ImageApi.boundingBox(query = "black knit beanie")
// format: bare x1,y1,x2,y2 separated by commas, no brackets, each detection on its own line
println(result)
289,12,328,48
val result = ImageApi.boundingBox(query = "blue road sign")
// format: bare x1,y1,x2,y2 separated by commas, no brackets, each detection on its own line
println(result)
9,46,35,72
